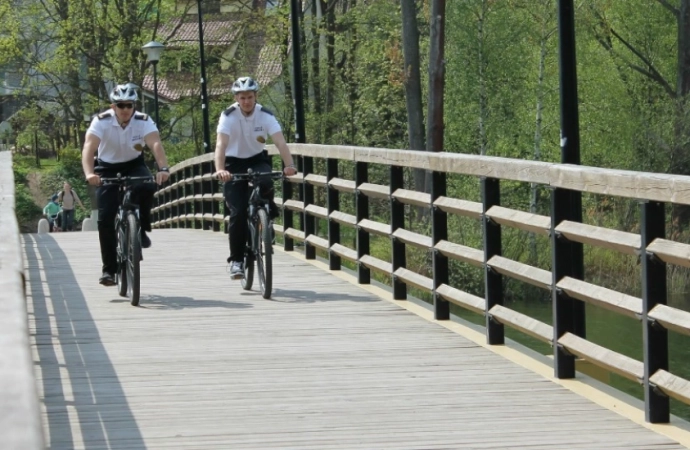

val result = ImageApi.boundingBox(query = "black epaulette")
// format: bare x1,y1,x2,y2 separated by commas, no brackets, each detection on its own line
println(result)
134,113,148,120
223,105,236,116
260,107,274,116
97,111,113,120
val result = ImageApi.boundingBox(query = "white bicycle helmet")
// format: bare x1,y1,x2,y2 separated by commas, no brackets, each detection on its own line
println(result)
231,76,259,94
109,83,139,103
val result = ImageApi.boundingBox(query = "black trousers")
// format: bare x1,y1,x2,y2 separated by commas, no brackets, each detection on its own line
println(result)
96,155,156,274
223,152,276,262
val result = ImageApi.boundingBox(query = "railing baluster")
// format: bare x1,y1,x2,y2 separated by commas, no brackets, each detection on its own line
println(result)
200,162,207,229
174,170,182,229
551,187,582,378
641,200,669,423
211,162,221,232
390,165,406,300
193,163,200,229
282,159,294,251
356,161,370,284
432,171,449,320
327,158,341,270
184,167,192,229
303,156,315,259
482,177,503,344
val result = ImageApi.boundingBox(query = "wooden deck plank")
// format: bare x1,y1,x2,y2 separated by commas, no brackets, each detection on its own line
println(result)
22,230,687,450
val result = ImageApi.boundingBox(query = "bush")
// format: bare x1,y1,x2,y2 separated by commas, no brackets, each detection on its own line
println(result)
14,182,42,232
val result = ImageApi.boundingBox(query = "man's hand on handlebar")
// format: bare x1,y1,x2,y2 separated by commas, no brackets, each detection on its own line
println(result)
283,166,297,177
214,170,233,182
156,171,170,185
86,173,101,186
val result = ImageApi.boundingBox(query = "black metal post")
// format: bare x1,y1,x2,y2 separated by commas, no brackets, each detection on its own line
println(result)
356,162,370,284
202,161,214,230
557,0,585,340
551,188,577,378
390,165,406,300
432,171,449,320
282,172,294,251
197,0,212,154
482,178,503,344
290,0,306,143
303,157,315,259
641,201,669,423
327,158,341,270
184,167,192,228
152,61,160,127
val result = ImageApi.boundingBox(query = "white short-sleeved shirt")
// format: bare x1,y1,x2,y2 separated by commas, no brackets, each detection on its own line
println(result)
86,109,158,163
216,103,282,159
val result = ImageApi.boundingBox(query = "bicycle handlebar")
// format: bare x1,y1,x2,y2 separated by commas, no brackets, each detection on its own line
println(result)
230,170,284,181
99,174,155,185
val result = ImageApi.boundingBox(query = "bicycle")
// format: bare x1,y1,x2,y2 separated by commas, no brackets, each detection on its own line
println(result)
99,173,155,306
228,169,283,299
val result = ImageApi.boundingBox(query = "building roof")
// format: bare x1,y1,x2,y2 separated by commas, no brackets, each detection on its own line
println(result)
160,20,243,47
255,44,283,86
141,33,288,102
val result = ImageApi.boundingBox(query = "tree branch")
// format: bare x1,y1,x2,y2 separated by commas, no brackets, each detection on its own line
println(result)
609,26,677,98
656,0,680,17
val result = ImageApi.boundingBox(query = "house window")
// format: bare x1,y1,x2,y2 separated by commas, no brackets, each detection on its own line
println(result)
200,0,220,14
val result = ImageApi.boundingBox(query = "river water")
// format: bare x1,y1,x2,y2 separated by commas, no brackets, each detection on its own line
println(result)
452,296,690,421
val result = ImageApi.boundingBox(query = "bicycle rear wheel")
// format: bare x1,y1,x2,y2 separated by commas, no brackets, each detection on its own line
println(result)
256,208,273,299
116,218,128,297
126,212,141,306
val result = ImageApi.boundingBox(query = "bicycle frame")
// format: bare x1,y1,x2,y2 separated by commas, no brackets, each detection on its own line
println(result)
99,174,154,306
230,170,283,298
232,171,282,243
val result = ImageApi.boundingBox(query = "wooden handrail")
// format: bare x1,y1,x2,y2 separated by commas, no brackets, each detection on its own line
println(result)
0,151,45,449
151,144,690,424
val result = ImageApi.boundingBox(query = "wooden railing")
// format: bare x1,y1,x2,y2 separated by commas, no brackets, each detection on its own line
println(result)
0,151,45,449
153,144,690,424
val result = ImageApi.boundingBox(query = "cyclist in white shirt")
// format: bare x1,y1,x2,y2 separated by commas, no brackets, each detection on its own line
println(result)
213,76,297,279
81,83,170,286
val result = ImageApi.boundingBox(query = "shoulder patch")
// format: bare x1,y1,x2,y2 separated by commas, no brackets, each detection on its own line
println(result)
97,112,113,120
223,106,236,116
134,113,149,121
260,107,274,116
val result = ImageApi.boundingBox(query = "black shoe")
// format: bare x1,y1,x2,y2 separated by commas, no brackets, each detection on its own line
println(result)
141,231,151,249
268,201,280,220
99,272,115,286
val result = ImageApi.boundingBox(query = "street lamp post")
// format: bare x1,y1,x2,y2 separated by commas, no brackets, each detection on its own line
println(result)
196,0,212,153
142,41,165,126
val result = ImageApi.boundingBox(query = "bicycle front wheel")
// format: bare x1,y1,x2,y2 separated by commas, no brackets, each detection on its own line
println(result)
241,252,254,291
126,212,141,306
117,218,128,298
256,208,273,299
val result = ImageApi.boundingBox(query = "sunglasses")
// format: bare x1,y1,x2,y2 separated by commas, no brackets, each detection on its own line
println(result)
115,103,134,109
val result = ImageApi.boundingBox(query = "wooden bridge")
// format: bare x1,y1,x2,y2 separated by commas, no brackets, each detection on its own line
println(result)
5,147,690,449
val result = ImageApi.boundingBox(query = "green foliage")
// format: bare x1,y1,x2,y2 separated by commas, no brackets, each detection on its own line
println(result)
14,182,42,229
12,155,42,230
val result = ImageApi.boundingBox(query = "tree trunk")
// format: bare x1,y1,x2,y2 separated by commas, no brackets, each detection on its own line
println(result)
427,0,446,197
530,6,553,265
401,0,426,196
310,0,322,141
477,1,488,156
678,0,690,97
323,0,336,142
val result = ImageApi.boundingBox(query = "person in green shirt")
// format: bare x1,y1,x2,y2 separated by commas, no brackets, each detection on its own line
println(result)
43,194,62,232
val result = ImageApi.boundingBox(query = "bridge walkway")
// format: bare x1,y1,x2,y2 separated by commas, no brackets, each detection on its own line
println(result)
23,229,689,449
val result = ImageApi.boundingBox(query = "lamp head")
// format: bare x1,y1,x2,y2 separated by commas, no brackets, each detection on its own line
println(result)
142,41,165,63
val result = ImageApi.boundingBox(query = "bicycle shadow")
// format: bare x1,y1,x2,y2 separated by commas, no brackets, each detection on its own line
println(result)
110,295,255,311
268,288,376,304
